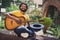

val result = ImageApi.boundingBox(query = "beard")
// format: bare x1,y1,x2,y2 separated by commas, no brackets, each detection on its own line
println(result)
20,8,27,12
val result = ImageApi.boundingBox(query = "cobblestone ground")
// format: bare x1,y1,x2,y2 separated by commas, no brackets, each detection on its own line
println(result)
0,29,60,40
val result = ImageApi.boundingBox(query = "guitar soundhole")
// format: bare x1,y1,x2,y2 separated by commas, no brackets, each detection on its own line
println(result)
11,20,13,25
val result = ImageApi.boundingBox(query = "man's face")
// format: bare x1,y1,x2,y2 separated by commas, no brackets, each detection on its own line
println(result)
20,4,27,12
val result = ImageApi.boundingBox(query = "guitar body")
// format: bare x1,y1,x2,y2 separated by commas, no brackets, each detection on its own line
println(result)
5,16,26,30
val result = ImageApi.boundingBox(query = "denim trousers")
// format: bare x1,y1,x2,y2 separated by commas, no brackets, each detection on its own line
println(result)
14,25,35,37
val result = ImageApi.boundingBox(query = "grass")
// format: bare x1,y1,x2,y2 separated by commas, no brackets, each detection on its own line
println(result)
0,21,5,29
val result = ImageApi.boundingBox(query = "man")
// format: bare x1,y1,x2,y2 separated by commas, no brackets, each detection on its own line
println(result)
4,3,38,40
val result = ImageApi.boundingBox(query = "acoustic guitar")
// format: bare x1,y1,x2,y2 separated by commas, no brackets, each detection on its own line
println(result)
5,14,44,30
5,15,26,30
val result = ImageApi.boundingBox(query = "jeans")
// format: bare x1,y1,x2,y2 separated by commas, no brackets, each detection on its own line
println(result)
14,25,35,37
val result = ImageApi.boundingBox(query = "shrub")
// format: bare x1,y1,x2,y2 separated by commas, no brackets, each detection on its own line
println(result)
6,4,18,12
0,21,4,29
40,17,52,33
40,17,52,27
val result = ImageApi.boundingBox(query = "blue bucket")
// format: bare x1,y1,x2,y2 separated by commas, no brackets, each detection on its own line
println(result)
30,24,44,32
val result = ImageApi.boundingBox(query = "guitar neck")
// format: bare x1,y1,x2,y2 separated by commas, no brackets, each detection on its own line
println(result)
22,20,44,23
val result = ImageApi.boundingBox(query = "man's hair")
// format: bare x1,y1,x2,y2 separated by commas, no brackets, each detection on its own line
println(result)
19,3,28,10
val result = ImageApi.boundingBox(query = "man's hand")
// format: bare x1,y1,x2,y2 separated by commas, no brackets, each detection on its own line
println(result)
27,21,30,27
15,19,21,24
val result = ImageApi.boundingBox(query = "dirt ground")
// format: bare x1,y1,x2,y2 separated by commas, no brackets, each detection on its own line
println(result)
0,32,60,40
0,29,60,40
